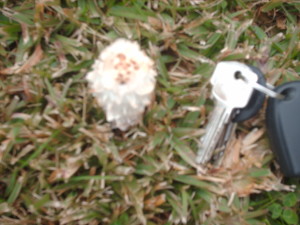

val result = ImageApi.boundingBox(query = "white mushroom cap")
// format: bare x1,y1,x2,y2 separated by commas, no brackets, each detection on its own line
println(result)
86,38,157,131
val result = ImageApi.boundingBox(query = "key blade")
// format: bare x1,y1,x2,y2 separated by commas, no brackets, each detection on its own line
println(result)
214,123,237,167
196,101,230,164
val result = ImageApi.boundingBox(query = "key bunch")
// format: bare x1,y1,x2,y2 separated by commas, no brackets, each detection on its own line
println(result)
196,61,300,177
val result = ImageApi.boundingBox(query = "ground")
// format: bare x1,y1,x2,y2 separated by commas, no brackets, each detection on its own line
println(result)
0,1,299,225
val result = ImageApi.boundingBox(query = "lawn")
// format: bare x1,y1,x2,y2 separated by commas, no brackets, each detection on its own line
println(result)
0,0,299,224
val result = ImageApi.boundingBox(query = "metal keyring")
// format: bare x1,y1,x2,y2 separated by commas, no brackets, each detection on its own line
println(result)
235,71,284,99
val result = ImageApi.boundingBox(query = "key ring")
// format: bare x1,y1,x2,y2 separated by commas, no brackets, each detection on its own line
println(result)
234,71,285,100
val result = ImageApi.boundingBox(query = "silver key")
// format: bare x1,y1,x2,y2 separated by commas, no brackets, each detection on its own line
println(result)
196,61,259,164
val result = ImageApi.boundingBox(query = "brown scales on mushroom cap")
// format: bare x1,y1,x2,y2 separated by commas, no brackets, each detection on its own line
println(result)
113,53,141,84
116,72,130,85
130,59,140,70
116,53,126,60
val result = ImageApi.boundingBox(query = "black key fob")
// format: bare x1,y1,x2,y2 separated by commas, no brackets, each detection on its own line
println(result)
266,81,300,177
233,65,266,122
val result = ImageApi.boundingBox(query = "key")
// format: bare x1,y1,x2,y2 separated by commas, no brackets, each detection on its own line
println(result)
266,81,300,177
211,65,267,164
196,61,259,164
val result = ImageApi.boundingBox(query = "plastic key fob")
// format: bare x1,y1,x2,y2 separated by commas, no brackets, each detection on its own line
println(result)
233,65,266,122
266,81,300,177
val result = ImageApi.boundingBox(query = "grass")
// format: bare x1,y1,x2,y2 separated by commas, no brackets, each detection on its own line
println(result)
0,0,299,224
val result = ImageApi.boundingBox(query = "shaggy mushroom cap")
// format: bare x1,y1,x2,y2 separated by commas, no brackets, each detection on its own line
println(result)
86,38,157,131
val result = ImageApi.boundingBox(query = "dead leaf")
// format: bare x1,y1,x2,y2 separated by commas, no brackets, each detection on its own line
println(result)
148,17,162,30
222,136,242,168
242,128,264,147
0,139,10,161
34,2,45,21
48,156,83,183
21,23,30,44
276,17,286,30
0,64,20,75
144,194,166,209
17,44,43,73
0,44,43,75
